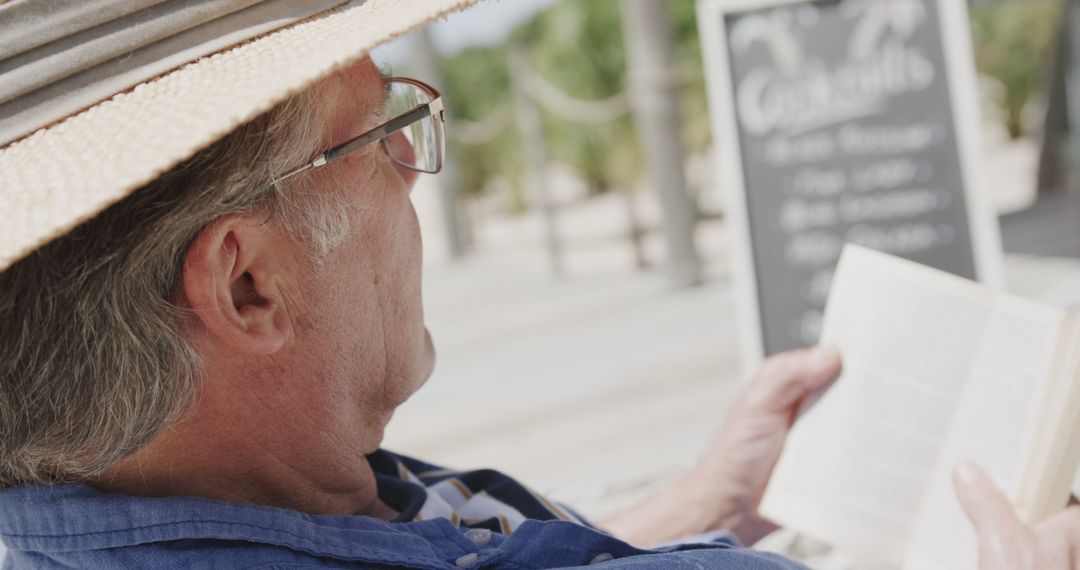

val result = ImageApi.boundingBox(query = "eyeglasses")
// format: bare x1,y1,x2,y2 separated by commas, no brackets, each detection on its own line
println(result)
277,77,445,182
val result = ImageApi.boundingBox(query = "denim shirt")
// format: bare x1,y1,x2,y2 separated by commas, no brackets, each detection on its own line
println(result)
0,450,808,569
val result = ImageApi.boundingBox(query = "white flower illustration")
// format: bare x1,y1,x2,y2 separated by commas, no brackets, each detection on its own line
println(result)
730,9,805,75
843,0,927,60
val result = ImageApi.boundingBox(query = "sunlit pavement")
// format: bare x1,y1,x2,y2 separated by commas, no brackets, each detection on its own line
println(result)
388,192,744,520
389,193,1080,523
382,137,1080,566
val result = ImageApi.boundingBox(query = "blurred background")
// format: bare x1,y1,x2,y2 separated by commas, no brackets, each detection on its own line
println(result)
371,0,1080,551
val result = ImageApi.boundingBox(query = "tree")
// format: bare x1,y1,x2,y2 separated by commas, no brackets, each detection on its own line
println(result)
970,0,1059,139
439,0,709,203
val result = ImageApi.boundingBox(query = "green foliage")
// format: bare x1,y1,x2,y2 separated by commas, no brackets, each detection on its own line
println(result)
440,0,708,201
442,46,509,122
440,46,521,199
970,0,1060,139
515,0,637,193
670,0,710,153
439,0,1059,202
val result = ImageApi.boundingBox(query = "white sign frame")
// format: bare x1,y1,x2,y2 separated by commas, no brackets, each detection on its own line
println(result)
697,0,1003,372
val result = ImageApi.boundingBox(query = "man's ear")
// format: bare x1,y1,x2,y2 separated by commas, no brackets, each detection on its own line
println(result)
181,214,295,354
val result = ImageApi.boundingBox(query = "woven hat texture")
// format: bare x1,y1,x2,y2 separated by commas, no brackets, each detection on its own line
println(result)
0,0,477,273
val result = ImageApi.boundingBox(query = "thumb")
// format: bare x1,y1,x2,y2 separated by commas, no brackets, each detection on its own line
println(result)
750,345,842,412
953,461,1024,542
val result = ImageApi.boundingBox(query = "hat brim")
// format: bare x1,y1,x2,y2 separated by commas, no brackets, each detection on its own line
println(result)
0,0,477,273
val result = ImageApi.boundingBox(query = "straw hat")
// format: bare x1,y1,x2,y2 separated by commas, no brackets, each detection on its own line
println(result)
0,0,477,273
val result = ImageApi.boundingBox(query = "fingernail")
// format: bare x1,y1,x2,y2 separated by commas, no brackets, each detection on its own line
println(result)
811,345,840,372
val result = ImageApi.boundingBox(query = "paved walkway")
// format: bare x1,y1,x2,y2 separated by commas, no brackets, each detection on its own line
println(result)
385,251,740,519
386,185,1080,528
380,133,1080,568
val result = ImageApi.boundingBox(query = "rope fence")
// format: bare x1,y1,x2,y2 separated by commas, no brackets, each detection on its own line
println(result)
449,62,700,145
445,53,701,278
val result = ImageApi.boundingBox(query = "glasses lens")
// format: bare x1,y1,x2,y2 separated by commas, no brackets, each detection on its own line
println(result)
384,81,443,173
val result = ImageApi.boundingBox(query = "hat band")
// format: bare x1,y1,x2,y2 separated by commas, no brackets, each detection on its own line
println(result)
0,0,350,147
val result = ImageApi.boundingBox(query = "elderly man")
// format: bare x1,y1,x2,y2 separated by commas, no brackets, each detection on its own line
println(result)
0,1,1075,569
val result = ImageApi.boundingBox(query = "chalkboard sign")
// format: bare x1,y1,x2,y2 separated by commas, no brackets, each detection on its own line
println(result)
699,0,1002,365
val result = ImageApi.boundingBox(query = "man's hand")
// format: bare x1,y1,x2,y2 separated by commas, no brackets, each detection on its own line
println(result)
691,345,842,540
955,461,1080,569
601,346,842,547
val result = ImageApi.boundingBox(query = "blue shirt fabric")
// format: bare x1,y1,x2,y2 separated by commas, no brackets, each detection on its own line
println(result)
0,450,807,569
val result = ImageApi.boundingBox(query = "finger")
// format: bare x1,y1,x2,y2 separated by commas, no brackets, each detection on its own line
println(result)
749,345,842,412
1036,506,1080,560
953,461,1025,540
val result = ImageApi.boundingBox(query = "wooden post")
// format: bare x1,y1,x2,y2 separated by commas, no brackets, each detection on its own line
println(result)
1037,5,1069,194
1066,0,1080,191
621,0,703,288
621,186,650,270
411,29,473,258
510,48,564,277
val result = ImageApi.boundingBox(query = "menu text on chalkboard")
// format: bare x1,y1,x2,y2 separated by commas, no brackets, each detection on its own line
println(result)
699,0,1002,363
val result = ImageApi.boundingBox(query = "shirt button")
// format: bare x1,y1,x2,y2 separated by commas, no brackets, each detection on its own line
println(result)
589,552,615,564
455,553,479,567
464,528,492,546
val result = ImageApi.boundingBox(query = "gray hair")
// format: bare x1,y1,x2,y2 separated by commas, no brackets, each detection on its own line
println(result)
0,81,352,487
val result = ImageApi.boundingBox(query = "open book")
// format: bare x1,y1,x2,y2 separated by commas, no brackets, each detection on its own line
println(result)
759,244,1080,569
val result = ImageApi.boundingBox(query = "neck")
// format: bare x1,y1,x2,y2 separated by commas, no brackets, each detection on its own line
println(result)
94,440,383,517
90,372,390,518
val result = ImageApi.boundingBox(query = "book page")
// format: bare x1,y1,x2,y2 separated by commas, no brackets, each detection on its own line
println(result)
760,245,998,567
902,298,1063,570
1021,316,1080,523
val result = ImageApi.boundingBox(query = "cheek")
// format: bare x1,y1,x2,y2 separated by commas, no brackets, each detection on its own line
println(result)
364,165,425,333
382,135,419,188
381,174,430,382
322,163,429,394
383,133,414,166
374,161,423,271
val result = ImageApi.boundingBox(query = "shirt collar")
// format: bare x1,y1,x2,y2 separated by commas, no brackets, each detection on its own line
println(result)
0,449,472,565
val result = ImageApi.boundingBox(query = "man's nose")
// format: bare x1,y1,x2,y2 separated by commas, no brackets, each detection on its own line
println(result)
384,132,418,189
